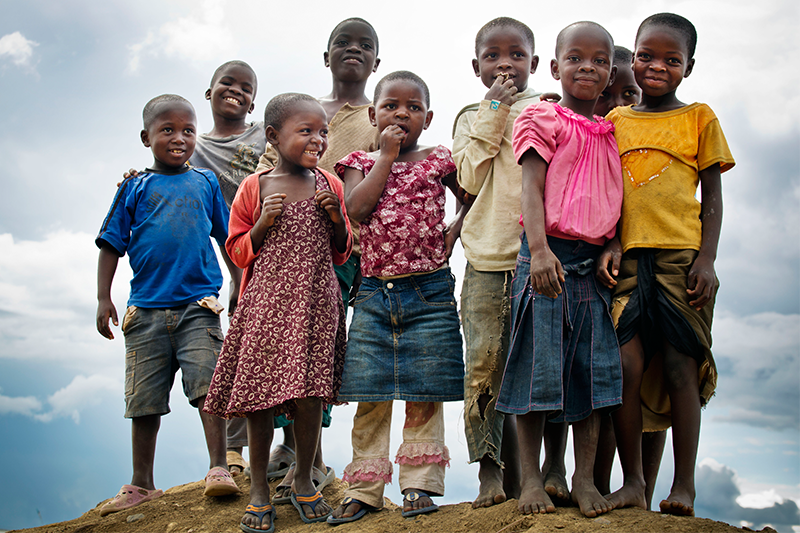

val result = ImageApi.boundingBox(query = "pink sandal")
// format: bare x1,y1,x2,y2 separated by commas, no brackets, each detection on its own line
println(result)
99,484,163,516
204,466,242,496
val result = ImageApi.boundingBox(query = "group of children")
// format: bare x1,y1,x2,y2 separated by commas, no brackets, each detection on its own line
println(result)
94,12,734,533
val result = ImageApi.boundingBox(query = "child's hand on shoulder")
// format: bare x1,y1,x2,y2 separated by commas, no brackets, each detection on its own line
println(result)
484,75,518,107
596,237,621,289
687,255,716,310
315,190,344,224
379,124,406,161
529,246,565,299
259,193,286,227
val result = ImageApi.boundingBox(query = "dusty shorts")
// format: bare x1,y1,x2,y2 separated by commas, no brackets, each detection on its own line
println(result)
122,302,223,418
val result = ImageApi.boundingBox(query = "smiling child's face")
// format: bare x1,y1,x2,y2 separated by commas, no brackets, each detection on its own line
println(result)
325,20,380,84
141,101,197,172
473,26,538,93
369,79,432,152
551,24,615,102
206,64,257,120
594,61,641,117
633,25,694,98
270,100,329,170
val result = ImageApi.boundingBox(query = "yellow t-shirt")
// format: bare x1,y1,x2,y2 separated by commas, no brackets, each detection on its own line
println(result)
607,103,735,252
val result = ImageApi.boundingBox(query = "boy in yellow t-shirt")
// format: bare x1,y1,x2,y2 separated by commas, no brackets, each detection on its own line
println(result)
598,13,734,517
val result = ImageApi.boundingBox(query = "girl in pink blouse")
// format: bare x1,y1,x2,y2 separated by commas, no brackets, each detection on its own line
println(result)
495,22,623,519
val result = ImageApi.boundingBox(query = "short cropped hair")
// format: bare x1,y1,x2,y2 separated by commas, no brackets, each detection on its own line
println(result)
263,93,319,130
475,17,535,56
636,13,697,59
373,71,430,108
555,21,614,56
142,94,194,130
209,60,257,87
327,17,379,55
614,45,633,66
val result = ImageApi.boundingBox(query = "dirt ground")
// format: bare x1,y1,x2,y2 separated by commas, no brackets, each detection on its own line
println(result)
12,475,774,533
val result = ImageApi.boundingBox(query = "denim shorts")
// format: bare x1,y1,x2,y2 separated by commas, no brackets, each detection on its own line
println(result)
496,235,622,422
339,267,464,402
122,302,224,418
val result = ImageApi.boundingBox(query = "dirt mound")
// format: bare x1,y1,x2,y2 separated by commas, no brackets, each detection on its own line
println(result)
12,476,768,533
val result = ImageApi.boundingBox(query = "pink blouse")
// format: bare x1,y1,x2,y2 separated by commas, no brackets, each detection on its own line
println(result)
335,145,455,277
512,102,622,245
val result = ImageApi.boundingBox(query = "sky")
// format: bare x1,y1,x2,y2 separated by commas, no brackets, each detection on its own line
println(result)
0,0,798,531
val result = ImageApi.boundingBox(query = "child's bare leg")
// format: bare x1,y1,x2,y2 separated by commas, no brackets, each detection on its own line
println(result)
197,397,227,470
131,414,160,490
501,414,521,500
643,430,667,510
292,397,331,519
571,411,612,517
542,420,570,502
608,334,647,509
660,343,700,516
593,414,615,496
516,411,555,514
474,394,506,508
243,409,274,531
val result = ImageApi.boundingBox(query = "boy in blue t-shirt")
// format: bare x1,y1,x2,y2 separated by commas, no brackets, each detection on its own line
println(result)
95,94,240,517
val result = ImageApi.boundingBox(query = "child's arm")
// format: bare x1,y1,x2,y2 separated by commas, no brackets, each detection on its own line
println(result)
225,177,284,268
596,234,622,289
442,171,468,258
344,125,405,223
687,163,722,310
520,149,565,298
96,244,120,340
316,189,349,254
248,193,285,251
218,247,242,313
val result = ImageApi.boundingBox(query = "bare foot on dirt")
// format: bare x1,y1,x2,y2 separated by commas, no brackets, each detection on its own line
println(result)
518,478,556,514
473,457,506,508
241,502,274,531
331,498,364,519
571,478,612,518
660,486,695,516
543,468,570,502
607,479,647,510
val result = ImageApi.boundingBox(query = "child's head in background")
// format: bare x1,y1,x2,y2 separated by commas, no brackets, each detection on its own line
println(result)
205,60,257,123
633,13,696,101
551,21,615,114
594,46,641,117
141,94,196,172
325,18,380,84
263,93,328,171
473,17,539,93
370,71,432,154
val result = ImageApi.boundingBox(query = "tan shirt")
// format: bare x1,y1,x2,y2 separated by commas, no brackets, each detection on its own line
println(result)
452,87,540,271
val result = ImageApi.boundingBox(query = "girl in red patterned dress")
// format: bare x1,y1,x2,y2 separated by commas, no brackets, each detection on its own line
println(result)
328,71,466,524
204,93,352,532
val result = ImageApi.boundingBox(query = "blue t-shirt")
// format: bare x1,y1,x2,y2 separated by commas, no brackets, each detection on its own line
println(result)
96,167,230,308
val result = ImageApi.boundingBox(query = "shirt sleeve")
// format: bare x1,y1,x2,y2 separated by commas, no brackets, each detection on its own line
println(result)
334,151,368,179
255,143,279,173
697,112,735,174
225,174,261,269
204,169,231,247
95,177,137,256
512,101,559,164
452,101,510,195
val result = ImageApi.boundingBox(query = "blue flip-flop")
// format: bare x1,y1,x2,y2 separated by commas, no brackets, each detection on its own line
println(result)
326,497,377,525
291,491,331,523
402,490,439,518
240,503,276,533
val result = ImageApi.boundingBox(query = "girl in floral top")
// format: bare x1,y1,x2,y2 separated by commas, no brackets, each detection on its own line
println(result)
328,71,466,524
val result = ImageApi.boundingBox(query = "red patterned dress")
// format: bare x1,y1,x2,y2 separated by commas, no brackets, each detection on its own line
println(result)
204,169,347,419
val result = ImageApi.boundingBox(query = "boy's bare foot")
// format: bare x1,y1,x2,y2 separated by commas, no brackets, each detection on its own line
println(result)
607,479,647,510
570,478,612,518
473,456,506,508
241,502,275,531
659,486,695,516
518,478,556,514
543,469,570,502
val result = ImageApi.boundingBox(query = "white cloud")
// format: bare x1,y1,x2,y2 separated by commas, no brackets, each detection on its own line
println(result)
126,0,237,74
0,31,38,70
34,374,120,423
0,386,42,416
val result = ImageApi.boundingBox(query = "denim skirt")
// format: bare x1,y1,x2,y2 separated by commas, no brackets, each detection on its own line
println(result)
496,235,622,422
338,267,465,402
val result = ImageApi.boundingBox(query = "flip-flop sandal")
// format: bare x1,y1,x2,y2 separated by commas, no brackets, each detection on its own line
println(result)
291,491,331,523
267,444,296,480
204,466,242,496
326,497,377,525
313,465,336,492
99,484,163,517
402,490,439,518
240,503,276,533
271,463,295,504
227,450,248,476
